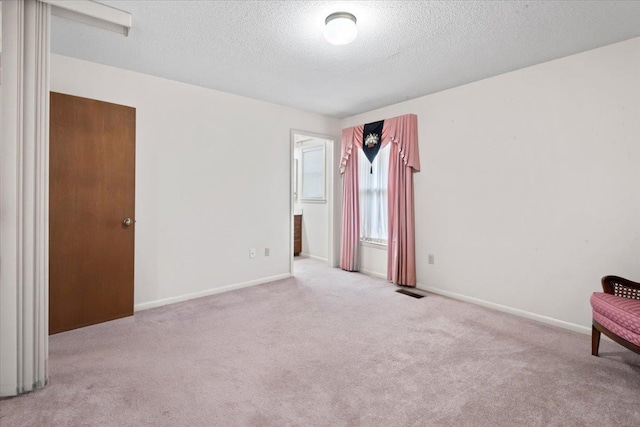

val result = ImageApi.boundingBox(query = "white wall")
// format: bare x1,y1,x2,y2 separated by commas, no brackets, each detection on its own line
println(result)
294,137,329,260
342,37,640,330
51,54,340,309
47,37,640,332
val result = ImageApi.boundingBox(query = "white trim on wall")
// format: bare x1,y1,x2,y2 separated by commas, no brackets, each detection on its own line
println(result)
134,273,292,312
416,283,591,335
355,267,591,336
360,268,387,280
298,253,329,262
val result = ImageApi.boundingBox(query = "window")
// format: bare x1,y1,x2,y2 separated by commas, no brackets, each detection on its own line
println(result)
359,144,390,244
301,145,326,202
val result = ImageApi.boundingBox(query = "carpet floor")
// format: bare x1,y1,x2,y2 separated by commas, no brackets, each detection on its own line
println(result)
1,257,639,426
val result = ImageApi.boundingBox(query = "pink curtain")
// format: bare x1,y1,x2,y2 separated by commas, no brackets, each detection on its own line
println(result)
339,126,363,271
339,114,420,285
385,115,420,286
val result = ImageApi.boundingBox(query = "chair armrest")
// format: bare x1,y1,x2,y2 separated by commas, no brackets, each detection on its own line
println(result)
601,276,640,300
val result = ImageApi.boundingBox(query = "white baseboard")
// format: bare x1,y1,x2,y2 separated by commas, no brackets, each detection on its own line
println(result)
134,273,292,312
416,283,591,335
298,253,328,262
360,268,387,280
132,269,593,338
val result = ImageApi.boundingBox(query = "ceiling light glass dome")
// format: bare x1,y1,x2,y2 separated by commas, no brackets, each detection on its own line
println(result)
324,12,357,45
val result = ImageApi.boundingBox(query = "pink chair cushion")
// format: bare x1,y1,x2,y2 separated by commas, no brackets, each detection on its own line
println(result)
591,292,640,346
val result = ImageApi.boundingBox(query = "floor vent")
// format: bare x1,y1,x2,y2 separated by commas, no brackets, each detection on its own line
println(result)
395,289,425,299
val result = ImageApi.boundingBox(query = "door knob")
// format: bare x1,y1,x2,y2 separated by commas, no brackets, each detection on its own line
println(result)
123,217,133,226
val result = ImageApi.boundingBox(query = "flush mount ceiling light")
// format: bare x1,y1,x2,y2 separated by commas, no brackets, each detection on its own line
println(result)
324,12,357,45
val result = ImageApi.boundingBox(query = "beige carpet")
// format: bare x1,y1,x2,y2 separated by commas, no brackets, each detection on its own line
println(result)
1,257,639,426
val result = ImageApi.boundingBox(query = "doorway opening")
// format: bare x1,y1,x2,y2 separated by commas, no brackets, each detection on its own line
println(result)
290,130,339,275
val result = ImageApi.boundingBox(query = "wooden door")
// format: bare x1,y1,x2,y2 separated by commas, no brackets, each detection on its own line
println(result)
49,92,136,334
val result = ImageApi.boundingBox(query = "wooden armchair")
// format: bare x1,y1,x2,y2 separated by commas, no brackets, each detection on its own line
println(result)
591,276,640,357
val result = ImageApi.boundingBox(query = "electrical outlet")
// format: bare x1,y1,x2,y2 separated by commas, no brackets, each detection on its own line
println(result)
428,254,434,264
264,248,270,257
250,248,256,258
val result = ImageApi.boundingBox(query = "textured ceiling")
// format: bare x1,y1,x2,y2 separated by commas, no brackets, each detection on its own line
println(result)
51,1,640,118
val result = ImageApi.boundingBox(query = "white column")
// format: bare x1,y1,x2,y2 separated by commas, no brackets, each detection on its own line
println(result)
1,0,50,397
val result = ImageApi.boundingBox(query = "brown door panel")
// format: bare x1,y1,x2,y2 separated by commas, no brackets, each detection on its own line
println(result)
49,92,135,334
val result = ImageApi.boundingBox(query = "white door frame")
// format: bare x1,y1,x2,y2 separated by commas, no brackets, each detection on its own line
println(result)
289,129,340,275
